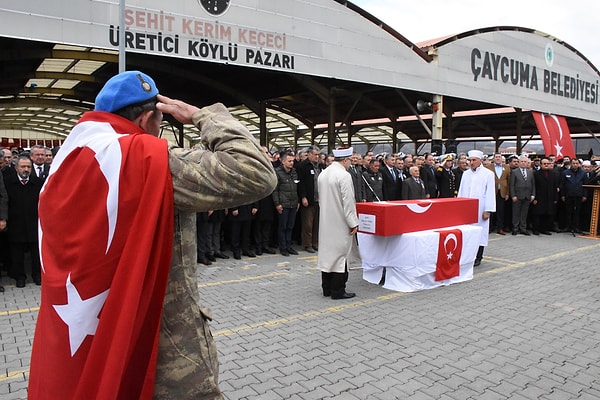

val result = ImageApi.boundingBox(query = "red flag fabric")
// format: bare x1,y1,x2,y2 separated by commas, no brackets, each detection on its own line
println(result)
435,228,463,281
532,112,576,159
29,111,174,400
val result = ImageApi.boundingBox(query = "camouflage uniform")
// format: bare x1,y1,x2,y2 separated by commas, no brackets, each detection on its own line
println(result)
153,103,276,399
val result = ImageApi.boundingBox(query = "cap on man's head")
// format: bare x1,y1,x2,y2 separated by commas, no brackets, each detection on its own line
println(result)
95,71,159,113
442,154,455,162
332,147,353,158
467,150,484,159
582,160,591,166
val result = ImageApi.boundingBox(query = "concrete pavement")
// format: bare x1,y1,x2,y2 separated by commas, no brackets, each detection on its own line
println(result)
2,231,600,399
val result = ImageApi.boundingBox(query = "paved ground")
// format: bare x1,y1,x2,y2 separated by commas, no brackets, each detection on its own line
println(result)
2,231,600,399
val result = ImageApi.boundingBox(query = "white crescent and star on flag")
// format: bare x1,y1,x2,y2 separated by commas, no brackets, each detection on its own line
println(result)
405,201,433,214
53,274,110,357
41,120,127,356
444,233,458,260
541,114,564,157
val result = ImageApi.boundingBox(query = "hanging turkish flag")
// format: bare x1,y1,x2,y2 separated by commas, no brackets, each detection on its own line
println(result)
435,228,463,281
532,112,576,159
29,111,174,400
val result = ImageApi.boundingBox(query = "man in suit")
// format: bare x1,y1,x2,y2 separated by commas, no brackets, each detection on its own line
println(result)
0,161,6,292
420,153,438,198
348,152,366,203
380,153,402,200
402,166,427,200
30,145,50,181
531,158,559,235
510,155,536,235
4,155,43,287
486,153,511,234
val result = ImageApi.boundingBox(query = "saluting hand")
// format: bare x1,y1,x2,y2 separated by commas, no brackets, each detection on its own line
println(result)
156,94,200,125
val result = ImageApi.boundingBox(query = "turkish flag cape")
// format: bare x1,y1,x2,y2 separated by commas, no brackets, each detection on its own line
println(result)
532,112,576,159
29,112,174,399
435,228,463,281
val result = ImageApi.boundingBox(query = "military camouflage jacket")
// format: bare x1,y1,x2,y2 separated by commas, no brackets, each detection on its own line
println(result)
154,103,276,399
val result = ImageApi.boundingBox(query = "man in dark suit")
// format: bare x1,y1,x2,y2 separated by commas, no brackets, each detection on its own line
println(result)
4,155,43,287
510,155,535,235
420,153,438,198
402,166,427,200
486,153,511,234
0,163,6,292
30,145,50,181
348,152,366,203
531,158,558,235
380,153,402,200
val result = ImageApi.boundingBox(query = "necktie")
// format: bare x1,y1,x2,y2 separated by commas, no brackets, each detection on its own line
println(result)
37,166,43,177
521,168,527,180
21,179,27,185
415,178,420,184
391,168,396,181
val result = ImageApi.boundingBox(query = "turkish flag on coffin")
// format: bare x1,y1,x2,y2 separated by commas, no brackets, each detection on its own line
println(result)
435,229,463,281
532,112,576,159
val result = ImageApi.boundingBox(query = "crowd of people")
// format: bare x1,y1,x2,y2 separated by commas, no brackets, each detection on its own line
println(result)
188,147,600,267
2,142,600,292
0,145,57,292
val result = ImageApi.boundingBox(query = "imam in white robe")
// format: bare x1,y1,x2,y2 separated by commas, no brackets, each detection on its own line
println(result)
457,165,496,246
317,162,360,273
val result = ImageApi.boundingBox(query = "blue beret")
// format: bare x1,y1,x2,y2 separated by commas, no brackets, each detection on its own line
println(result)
95,71,159,113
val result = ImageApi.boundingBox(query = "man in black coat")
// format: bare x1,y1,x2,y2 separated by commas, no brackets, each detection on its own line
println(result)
531,158,559,234
380,153,402,200
296,145,321,253
420,153,438,198
4,155,43,287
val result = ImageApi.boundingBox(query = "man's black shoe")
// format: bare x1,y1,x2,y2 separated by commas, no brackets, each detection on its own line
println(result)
512,231,518,235
0,285,4,292
287,248,298,255
520,230,531,236
214,252,229,259
332,292,355,300
206,254,217,262
16,279,25,288
540,231,552,235
304,247,315,253
34,278,42,286
243,251,256,257
233,250,241,260
313,246,318,251
280,249,289,256
474,259,481,267
532,231,540,235
263,247,276,254
255,249,263,256
323,291,331,297
198,258,212,265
